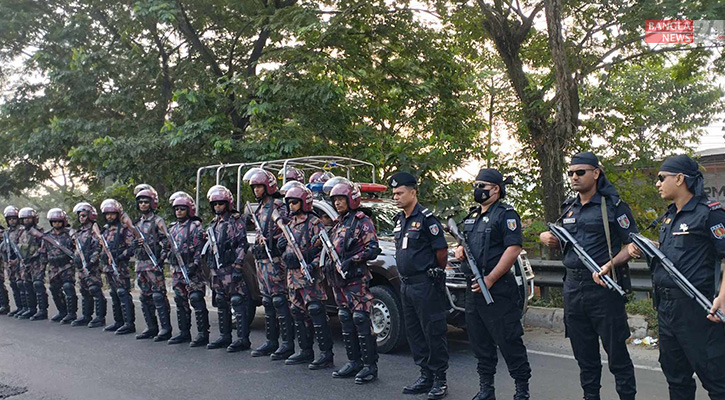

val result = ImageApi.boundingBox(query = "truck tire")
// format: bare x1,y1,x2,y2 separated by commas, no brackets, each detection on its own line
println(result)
370,285,406,353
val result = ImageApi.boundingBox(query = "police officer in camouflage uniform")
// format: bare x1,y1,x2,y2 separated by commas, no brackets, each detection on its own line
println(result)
1,206,21,316
132,189,172,341
39,208,76,323
166,193,207,346
323,177,380,384
71,202,105,328
389,172,449,399
277,183,334,369
99,199,136,334
246,169,296,360
279,166,305,183
16,207,42,320
454,169,531,400
540,152,637,400
629,154,725,400
204,185,252,352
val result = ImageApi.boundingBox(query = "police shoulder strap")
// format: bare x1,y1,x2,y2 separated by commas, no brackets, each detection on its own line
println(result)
421,207,433,218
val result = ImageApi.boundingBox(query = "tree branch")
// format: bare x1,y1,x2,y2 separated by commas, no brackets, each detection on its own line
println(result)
592,44,722,72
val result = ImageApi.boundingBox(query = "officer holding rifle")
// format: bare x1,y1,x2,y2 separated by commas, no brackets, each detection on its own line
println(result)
628,154,725,400
539,152,637,400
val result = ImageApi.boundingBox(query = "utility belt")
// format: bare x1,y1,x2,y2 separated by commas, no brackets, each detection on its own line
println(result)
400,268,446,285
655,286,689,301
565,268,592,282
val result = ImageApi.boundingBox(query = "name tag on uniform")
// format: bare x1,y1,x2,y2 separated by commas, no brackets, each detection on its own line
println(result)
402,236,409,249
563,218,575,224
672,231,690,236
464,219,475,224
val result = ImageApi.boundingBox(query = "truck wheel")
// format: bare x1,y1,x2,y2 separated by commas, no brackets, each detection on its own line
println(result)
370,285,406,353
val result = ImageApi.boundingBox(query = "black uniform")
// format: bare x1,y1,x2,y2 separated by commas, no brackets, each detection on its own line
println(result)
655,197,725,400
394,202,449,378
462,201,531,386
559,192,637,400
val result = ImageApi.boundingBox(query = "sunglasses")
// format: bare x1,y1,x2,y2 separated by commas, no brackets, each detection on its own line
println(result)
567,168,596,177
137,200,150,205
287,199,301,205
472,182,493,189
173,206,188,211
211,201,226,207
657,173,680,182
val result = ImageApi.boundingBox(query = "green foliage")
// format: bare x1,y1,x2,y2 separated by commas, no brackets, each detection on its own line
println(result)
625,297,658,336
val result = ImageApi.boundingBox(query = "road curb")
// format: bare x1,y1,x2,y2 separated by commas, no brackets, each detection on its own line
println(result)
525,306,649,339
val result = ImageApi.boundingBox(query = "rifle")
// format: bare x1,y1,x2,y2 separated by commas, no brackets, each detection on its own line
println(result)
445,218,494,304
548,223,625,296
158,219,191,285
4,229,25,269
245,202,275,264
3,230,11,263
91,223,120,282
121,213,161,273
272,209,314,283
317,229,347,279
205,226,222,270
27,227,80,275
73,235,91,278
630,233,725,322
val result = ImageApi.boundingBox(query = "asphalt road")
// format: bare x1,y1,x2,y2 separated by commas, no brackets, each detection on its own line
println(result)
0,300,708,400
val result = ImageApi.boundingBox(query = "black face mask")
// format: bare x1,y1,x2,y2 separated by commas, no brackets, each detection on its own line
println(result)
474,188,490,203
23,222,34,229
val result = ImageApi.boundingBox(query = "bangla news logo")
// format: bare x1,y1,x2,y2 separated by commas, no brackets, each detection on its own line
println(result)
645,20,725,44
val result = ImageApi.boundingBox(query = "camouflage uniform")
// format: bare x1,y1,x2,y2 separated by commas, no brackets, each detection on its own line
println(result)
38,228,77,323
205,212,251,351
167,218,206,345
72,224,104,327
100,221,135,333
133,212,170,340
1,225,24,316
0,227,14,314
326,210,379,378
16,225,43,319
251,197,295,359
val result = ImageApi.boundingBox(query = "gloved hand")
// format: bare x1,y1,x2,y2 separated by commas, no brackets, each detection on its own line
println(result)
187,263,198,277
302,247,321,264
232,268,243,283
283,252,301,270
252,244,266,260
341,258,354,274
276,236,288,254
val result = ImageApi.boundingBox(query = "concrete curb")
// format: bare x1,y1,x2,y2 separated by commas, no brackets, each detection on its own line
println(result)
524,306,649,339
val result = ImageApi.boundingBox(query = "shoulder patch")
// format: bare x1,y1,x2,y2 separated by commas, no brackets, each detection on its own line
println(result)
429,224,440,236
506,219,517,231
617,214,631,229
708,201,723,211
711,223,725,239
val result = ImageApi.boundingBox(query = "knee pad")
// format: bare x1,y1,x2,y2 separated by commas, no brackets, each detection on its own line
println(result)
338,307,352,323
89,285,102,296
272,295,287,309
353,310,370,327
189,291,204,306
215,293,228,308
62,282,75,294
307,301,324,317
230,295,245,307
33,280,44,292
116,287,128,298
152,292,165,305
262,296,274,312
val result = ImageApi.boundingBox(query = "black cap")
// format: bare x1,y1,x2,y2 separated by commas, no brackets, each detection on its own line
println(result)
388,172,417,188
660,154,705,197
475,168,513,198
570,151,599,168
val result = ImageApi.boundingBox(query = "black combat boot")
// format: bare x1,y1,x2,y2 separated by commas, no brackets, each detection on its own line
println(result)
404,369,434,394
227,296,252,352
153,293,172,341
583,393,600,400
472,377,495,400
168,302,191,345
49,284,66,322
135,296,159,339
71,294,93,326
61,282,77,324
308,305,334,370
88,285,107,328
8,281,21,317
332,331,363,378
285,317,314,365
354,333,378,384
270,297,295,361
29,282,48,321
207,307,232,349
19,281,37,319
0,282,10,314
513,381,529,400
189,292,209,347
251,312,278,357
104,290,124,331
427,372,448,399
115,287,136,335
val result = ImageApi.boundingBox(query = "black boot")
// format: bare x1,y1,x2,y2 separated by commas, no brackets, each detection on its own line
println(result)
0,282,10,314
583,393,600,400
168,298,191,345
427,372,448,400
115,287,136,335
308,303,334,370
227,296,251,352
513,381,529,400
472,377,495,400
355,333,378,384
61,282,77,324
251,299,278,357
29,281,48,321
14,282,27,318
71,294,93,326
88,285,107,328
104,290,124,331
135,296,159,339
189,292,209,347
153,293,172,341
8,281,21,317
49,284,66,322
270,296,295,361
207,306,232,349
404,370,434,394
332,332,363,378
285,316,314,365
20,281,37,319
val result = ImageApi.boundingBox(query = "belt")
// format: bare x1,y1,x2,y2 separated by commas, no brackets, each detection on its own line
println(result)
400,271,430,284
566,268,592,282
656,286,689,300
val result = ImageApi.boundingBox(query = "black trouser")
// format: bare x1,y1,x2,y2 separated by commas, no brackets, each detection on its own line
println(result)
657,287,725,400
466,273,531,383
401,273,449,375
563,273,636,400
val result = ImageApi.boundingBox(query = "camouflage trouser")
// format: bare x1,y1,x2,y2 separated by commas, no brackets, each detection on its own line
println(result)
288,279,328,315
211,268,248,300
104,267,132,291
172,270,206,313
28,264,46,283
7,261,21,283
331,278,373,314
0,262,4,283
78,269,103,293
48,265,75,286
136,270,166,297
255,258,287,298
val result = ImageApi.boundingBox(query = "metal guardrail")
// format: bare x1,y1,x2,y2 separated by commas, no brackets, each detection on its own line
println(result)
530,259,653,293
